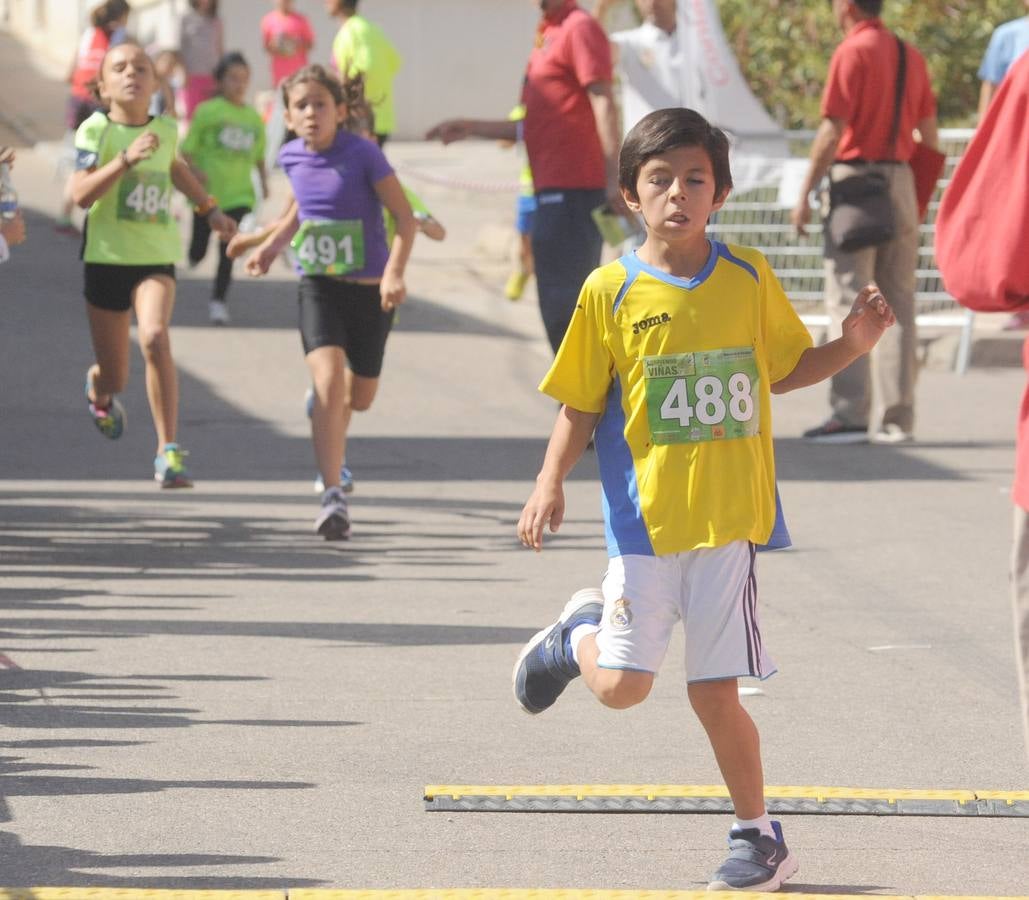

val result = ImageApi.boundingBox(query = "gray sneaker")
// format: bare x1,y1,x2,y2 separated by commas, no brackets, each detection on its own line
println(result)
315,487,350,540
708,820,798,891
511,588,604,714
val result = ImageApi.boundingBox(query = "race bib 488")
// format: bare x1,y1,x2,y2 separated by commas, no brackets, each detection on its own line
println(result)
643,347,761,445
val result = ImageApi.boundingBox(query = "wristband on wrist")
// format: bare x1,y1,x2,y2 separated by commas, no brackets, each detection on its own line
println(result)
119,149,134,169
194,195,219,218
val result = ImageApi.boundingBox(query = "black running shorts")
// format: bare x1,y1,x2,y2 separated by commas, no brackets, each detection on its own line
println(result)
297,276,395,378
84,263,176,313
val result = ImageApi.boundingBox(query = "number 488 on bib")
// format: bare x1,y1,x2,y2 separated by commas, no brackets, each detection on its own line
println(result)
644,348,761,445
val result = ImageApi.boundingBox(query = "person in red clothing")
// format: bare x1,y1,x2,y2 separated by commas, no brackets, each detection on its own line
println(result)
67,0,131,132
426,0,625,355
934,52,1029,758
261,0,315,87
791,0,938,445
59,0,131,235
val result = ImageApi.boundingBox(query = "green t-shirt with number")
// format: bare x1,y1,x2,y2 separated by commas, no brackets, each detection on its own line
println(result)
75,112,181,266
180,96,265,212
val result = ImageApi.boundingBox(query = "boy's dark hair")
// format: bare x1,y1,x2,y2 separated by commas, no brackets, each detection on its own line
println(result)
189,0,219,14
214,51,249,83
828,0,882,15
281,64,373,134
91,0,130,30
619,108,733,201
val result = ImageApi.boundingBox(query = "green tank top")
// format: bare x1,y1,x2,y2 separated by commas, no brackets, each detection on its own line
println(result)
75,112,182,265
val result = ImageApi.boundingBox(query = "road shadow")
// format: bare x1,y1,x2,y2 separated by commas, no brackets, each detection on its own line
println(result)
173,268,530,341
774,438,964,482
0,830,323,889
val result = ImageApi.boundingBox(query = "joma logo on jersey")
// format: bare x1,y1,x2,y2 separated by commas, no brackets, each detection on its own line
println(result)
632,312,671,334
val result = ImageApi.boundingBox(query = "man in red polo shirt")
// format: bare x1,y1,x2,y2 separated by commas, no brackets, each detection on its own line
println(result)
791,0,938,444
426,0,625,354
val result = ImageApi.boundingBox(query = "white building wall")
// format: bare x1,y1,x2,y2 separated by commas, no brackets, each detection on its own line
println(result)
2,0,544,139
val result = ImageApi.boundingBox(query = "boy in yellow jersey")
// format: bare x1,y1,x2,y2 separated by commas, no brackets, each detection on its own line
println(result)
513,108,895,893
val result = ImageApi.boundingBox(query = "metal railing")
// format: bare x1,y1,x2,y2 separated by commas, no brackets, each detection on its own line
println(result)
708,128,975,372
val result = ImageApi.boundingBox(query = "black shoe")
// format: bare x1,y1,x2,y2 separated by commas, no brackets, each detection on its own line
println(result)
512,588,603,714
802,418,868,444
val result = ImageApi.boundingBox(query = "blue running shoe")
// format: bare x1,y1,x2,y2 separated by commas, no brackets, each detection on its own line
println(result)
84,371,125,440
304,386,315,419
708,820,798,891
314,463,354,494
512,588,604,714
154,444,193,489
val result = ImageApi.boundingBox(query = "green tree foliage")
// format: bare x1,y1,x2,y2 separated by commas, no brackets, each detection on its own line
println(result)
716,0,1024,127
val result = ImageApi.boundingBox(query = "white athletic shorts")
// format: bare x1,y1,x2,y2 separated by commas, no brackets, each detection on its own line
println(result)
596,542,777,682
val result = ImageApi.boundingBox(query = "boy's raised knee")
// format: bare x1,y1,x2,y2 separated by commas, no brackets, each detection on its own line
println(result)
593,669,653,709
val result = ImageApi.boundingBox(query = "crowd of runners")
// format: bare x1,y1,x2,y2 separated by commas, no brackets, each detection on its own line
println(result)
4,0,418,541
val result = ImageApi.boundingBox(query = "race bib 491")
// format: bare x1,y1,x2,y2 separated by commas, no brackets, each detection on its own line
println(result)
117,170,171,224
291,220,365,276
643,347,761,445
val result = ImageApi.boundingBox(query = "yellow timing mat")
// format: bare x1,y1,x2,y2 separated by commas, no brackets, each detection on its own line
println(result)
292,893,1029,900
3,891,1027,900
0,892,284,899
423,784,1029,817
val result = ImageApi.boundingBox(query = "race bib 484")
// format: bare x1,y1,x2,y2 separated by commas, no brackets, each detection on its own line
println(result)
117,171,171,224
643,347,761,445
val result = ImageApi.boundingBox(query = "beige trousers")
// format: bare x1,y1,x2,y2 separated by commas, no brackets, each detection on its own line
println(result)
823,162,920,434
1010,505,1029,759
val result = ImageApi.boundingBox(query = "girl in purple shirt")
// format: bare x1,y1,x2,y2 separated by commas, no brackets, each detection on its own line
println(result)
246,66,415,540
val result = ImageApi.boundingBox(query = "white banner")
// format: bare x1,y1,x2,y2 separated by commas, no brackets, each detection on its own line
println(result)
675,0,789,194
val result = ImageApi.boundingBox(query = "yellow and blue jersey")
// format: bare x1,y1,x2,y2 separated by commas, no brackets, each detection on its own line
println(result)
540,241,812,558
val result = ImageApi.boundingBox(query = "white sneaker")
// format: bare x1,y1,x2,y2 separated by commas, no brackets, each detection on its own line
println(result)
209,300,230,325
872,423,913,444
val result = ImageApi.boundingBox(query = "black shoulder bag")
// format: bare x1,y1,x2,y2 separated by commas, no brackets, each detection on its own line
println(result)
826,37,906,253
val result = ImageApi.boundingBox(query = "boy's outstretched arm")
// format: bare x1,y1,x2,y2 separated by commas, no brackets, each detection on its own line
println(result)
518,405,601,552
771,283,896,394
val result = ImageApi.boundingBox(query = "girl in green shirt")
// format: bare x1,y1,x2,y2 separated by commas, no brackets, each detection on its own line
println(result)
71,42,237,487
182,52,268,325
